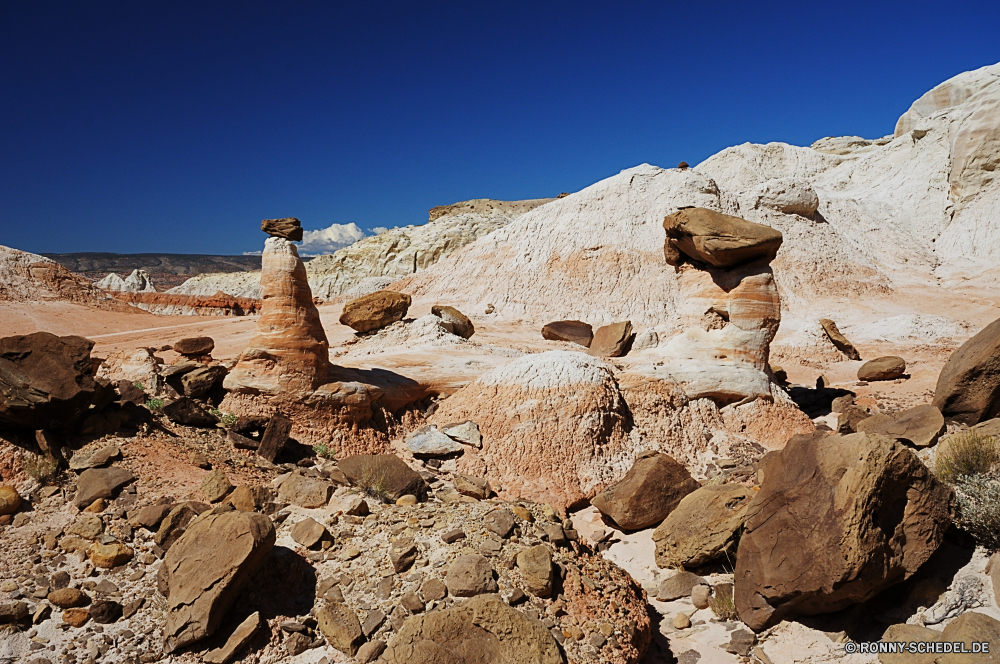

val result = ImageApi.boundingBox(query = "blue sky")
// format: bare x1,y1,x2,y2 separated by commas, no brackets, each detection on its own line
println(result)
1,1,998,256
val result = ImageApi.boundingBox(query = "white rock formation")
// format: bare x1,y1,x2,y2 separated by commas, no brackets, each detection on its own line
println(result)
96,272,127,291
97,269,156,292
0,244,124,308
168,270,264,300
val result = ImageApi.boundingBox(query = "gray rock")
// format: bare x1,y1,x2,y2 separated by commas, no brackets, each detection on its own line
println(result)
441,421,482,448
74,467,135,509
656,571,706,601
447,554,498,597
69,444,121,471
406,426,464,456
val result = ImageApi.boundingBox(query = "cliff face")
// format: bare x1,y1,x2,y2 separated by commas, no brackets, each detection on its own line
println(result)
109,291,261,316
0,245,135,311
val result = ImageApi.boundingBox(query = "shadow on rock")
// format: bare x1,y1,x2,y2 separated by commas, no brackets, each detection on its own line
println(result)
787,386,854,418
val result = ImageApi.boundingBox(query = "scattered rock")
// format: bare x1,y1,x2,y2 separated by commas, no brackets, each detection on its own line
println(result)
632,328,659,351
162,397,220,427
401,592,424,613
73,467,135,509
735,432,955,631
290,517,328,548
723,629,756,657
161,512,276,652
441,421,482,448
483,509,516,538
0,486,22,515
541,320,593,347
672,613,691,629
172,337,215,357
421,578,448,602
656,572,706,601
454,474,491,500
203,611,262,664
68,444,121,470
87,541,133,568
431,305,475,338
691,584,711,610
88,601,122,624
662,207,783,268
356,639,387,663
277,473,332,508
516,545,553,597
586,321,633,358
339,290,412,333
261,217,303,241
256,412,292,463
0,601,28,623
154,502,204,550
339,454,427,502
819,319,862,361
858,356,906,381
406,425,464,456
182,366,227,399
856,404,946,448
227,485,272,512
652,483,754,569
201,469,233,503
447,554,498,597
48,588,88,609
67,514,104,540
933,316,1000,424
317,602,364,656
390,539,419,573
284,631,312,657
591,452,700,530
62,607,90,627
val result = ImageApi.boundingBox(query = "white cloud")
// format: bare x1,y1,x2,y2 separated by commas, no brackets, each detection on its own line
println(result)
297,222,368,256
242,250,262,256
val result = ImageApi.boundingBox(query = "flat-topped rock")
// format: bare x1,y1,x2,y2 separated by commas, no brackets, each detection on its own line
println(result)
663,207,783,268
339,290,411,334
261,217,303,241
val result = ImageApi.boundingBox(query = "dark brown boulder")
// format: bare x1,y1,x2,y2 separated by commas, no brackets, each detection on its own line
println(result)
652,483,754,569
662,208,783,268
856,404,945,448
541,320,593,347
933,317,1000,424
181,366,227,399
431,305,475,339
0,332,99,431
73,467,135,509
339,291,411,333
586,321,633,358
858,356,906,382
162,397,220,427
734,432,954,631
591,452,700,530
172,337,215,357
819,319,861,361
339,454,427,502
261,217,303,242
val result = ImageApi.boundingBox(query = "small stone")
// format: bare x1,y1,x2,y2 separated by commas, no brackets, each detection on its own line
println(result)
441,528,466,544
88,601,122,624
400,592,424,613
83,498,106,513
405,426,464,457
543,524,566,545
122,598,144,619
447,554,498,597
62,608,90,627
356,640,387,664
395,495,417,506
0,486,22,515
68,515,104,540
589,632,607,648
516,545,553,597
656,571,706,601
0,601,28,623
483,509,515,538
317,602,364,656
420,578,447,602
691,584,711,610
87,542,133,569
507,588,527,605
48,588,87,609
362,609,386,637
285,631,312,657
341,547,361,561
389,539,418,573
201,469,233,503
511,505,533,522
203,611,262,664
290,518,328,549
673,613,691,629
454,474,491,499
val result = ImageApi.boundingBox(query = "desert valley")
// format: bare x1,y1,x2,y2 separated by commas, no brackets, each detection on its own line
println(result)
2,62,1000,664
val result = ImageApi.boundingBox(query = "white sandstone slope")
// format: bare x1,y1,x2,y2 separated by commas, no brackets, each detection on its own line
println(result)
168,197,555,301
0,244,129,309
97,269,157,292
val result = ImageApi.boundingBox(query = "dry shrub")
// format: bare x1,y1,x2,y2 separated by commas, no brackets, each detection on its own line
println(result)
936,430,1000,484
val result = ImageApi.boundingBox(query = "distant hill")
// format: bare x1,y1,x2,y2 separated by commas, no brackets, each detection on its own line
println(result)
41,252,305,290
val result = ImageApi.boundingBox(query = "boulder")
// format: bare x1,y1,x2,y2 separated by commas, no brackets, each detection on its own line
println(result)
161,511,276,652
162,397,220,427
68,444,121,470
933,317,1000,424
586,321,633,358
652,483,754,569
88,541,133,568
431,305,475,339
317,602,364,656
662,208,783,268
541,320,593,347
734,432,954,631
261,217,303,241
656,571,706,601
339,454,427,502
441,421,482,448
515,545,553,597
0,486,21,515
591,453,700,530
447,554,498,597
379,594,561,664
73,467,135,509
339,290,412,333
277,473,332,508
172,337,215,357
0,332,99,431
819,319,861,361
181,366,227,399
858,356,906,382
201,470,233,503
406,425,464,456
856,405,946,448
203,611,262,664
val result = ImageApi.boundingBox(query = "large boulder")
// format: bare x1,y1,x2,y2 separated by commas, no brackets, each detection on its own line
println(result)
858,356,906,381
431,305,475,339
160,511,275,652
856,404,946,448
172,337,215,357
591,453,700,530
338,454,427,502
541,320,593,347
933,317,1000,424
652,483,754,569
339,290,412,333
0,332,99,431
662,207,783,268
378,594,562,664
734,432,954,631
586,321,633,358
261,217,303,241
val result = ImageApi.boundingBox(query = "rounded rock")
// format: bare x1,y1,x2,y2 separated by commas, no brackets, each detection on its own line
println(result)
0,486,21,516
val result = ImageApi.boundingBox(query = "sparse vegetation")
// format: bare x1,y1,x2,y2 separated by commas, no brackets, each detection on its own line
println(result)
953,474,1000,550
935,429,1000,484
145,398,165,412
220,412,237,427
708,584,738,621
133,381,144,390
22,452,59,484
313,443,337,460
358,463,392,503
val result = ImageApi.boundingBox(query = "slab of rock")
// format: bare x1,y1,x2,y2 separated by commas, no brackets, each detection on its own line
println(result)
67,514,104,540
406,425,464,456
74,467,135,509
290,518,327,548
454,474,491,500
390,539,419,573
662,207,783,268
256,413,292,463
48,588,87,608
131,502,172,530
68,444,121,471
656,571,706,601
182,366,227,399
483,509,515,538
933,317,1000,424
591,452,700,530
856,404,946,448
161,511,275,652
339,454,427,502
339,290,412,333
441,421,482,448
162,397,220,427
421,578,448,602
819,319,862,361
203,611,261,664
586,321,633,358
172,337,215,357
447,554,498,597
227,429,259,450
261,217,303,241
734,432,954,631
858,356,906,381
515,545,553,597
379,593,562,664
652,483,754,569
88,541,133,568
154,502,206,550
227,485,273,512
0,332,100,431
317,602,364,656
89,600,122,624
431,305,475,339
201,469,233,503
541,320,593,347
0,486,21,515
277,473,332,508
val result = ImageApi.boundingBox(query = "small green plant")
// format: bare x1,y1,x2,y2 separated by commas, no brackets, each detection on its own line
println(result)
145,398,165,412
313,443,337,460
220,412,237,427
708,584,739,621
953,474,1000,550
133,381,144,390
22,452,59,484
935,430,1000,484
